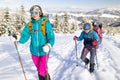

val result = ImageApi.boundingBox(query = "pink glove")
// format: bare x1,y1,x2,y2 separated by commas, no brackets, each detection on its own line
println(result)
73,36,78,41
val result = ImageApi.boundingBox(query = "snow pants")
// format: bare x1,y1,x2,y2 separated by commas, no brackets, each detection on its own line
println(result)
32,54,49,77
81,47,96,64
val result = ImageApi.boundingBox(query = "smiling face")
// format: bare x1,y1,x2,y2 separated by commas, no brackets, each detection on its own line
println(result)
31,7,41,20
30,5,43,20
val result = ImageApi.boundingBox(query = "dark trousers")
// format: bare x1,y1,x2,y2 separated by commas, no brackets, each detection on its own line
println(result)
81,47,96,64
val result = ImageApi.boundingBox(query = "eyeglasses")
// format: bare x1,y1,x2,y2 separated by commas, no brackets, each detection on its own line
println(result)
30,11,39,15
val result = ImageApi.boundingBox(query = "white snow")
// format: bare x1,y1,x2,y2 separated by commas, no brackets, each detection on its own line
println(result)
0,31,120,80
99,14,119,18
69,13,120,18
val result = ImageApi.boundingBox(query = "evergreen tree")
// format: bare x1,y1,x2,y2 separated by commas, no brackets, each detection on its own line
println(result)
0,23,6,36
53,14,60,33
1,8,15,36
4,8,11,22
14,5,27,34
70,22,76,33
14,14,22,33
20,5,26,26
63,13,69,33
70,17,78,33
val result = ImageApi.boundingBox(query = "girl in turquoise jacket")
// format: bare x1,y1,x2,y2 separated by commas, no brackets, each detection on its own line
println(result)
18,5,54,80
73,23,100,73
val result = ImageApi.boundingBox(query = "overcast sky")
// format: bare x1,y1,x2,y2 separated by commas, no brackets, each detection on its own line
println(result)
0,0,120,10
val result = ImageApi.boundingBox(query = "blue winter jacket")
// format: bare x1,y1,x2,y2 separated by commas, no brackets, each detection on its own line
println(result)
19,16,55,56
77,30,100,48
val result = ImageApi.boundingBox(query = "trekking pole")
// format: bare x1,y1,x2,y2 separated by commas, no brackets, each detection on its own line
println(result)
14,41,27,80
95,50,99,69
45,53,50,80
75,40,78,66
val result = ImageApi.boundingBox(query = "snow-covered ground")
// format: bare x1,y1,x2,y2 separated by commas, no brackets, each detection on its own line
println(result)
0,31,120,80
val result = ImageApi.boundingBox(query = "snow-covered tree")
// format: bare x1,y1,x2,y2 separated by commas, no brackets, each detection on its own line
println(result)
0,24,6,36
14,14,22,34
63,13,69,33
52,13,80,33
0,8,15,36
14,5,27,34
70,22,77,33
53,14,60,33
20,5,26,26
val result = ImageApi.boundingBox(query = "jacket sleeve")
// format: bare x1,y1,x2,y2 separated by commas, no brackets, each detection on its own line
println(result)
93,31,100,45
77,31,84,41
19,24,30,44
46,20,55,47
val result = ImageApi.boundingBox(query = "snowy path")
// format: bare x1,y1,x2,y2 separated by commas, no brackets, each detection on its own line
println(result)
0,33,120,80
48,34,120,80
98,36,120,80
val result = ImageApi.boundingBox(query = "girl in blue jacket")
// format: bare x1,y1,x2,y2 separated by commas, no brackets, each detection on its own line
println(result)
73,23,100,73
18,5,55,80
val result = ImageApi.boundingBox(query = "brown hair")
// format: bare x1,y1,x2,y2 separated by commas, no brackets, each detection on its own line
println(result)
30,5,43,17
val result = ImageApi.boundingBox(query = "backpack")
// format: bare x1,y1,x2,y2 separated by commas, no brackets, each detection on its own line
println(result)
28,16,48,36
93,26,102,44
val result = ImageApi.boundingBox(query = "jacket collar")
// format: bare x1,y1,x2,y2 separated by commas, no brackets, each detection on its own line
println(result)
31,17,41,23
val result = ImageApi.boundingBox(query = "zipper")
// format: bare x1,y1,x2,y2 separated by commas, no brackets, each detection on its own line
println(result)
36,21,40,56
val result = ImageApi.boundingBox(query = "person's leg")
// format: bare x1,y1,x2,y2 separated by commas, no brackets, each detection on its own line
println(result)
41,54,51,80
89,49,96,72
81,47,89,65
32,54,44,80
38,54,49,76
31,54,39,70
32,54,49,79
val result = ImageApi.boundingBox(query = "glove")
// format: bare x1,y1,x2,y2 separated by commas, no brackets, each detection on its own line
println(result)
92,40,98,46
43,43,51,53
11,34,20,42
12,34,18,40
73,36,78,41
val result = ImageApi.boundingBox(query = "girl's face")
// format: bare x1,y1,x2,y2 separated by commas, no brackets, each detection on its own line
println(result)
31,8,40,20
84,29,90,33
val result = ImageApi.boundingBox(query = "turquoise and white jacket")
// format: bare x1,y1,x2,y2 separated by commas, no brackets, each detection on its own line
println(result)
19,16,55,56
